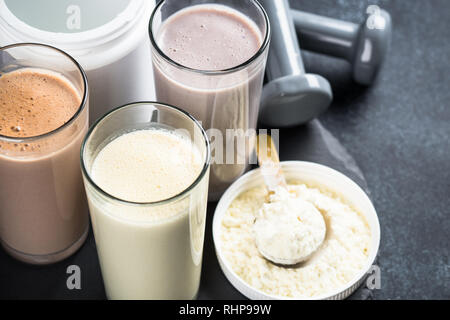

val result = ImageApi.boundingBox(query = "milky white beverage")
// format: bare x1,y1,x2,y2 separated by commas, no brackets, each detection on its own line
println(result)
81,103,210,300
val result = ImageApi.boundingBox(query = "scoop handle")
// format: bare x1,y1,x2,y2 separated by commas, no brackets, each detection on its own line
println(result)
256,134,287,192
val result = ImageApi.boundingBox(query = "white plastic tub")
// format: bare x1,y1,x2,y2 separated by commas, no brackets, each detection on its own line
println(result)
0,0,156,123
213,161,381,300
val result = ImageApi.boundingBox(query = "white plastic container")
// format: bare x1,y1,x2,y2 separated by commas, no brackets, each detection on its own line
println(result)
213,161,381,300
0,0,156,123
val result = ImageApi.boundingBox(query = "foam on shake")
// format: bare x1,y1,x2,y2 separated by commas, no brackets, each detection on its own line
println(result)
91,129,203,218
157,4,262,71
0,68,81,138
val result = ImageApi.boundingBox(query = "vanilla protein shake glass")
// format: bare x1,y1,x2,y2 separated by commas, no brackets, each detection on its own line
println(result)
150,0,270,200
0,43,89,264
81,102,211,300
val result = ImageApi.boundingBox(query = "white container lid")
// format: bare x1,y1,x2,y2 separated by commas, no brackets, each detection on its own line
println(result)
0,0,154,69
213,161,381,300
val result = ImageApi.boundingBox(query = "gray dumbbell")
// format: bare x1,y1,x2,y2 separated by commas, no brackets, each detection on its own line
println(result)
292,6,392,85
259,0,333,128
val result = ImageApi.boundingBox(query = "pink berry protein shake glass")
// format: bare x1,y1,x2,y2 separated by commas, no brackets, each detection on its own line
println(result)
150,0,270,200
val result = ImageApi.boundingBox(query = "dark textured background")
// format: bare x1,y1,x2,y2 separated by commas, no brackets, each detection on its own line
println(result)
294,0,450,299
0,0,449,300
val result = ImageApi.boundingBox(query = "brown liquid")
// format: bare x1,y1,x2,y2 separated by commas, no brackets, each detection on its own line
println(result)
153,4,268,199
0,68,89,263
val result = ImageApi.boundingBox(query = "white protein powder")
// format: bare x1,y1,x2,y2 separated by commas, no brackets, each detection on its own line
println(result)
220,182,371,299
253,187,326,264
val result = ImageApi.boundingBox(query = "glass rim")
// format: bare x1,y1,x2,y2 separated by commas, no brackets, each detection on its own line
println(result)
148,0,271,76
80,101,212,208
0,42,89,143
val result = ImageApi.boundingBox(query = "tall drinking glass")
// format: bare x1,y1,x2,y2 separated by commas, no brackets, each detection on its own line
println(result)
0,43,89,264
81,102,211,300
150,0,270,200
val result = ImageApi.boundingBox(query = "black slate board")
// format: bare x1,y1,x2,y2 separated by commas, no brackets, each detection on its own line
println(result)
0,120,375,300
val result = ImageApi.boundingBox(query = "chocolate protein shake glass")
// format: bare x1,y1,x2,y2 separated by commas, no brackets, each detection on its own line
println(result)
150,0,270,200
0,43,89,264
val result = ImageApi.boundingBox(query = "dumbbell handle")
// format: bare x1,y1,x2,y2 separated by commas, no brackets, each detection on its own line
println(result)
291,10,359,61
258,0,333,127
260,0,305,80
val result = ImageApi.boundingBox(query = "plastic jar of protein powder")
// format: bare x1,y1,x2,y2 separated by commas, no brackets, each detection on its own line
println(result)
0,0,156,123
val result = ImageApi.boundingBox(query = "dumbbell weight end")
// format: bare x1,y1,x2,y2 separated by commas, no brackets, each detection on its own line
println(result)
292,7,392,85
259,0,333,127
